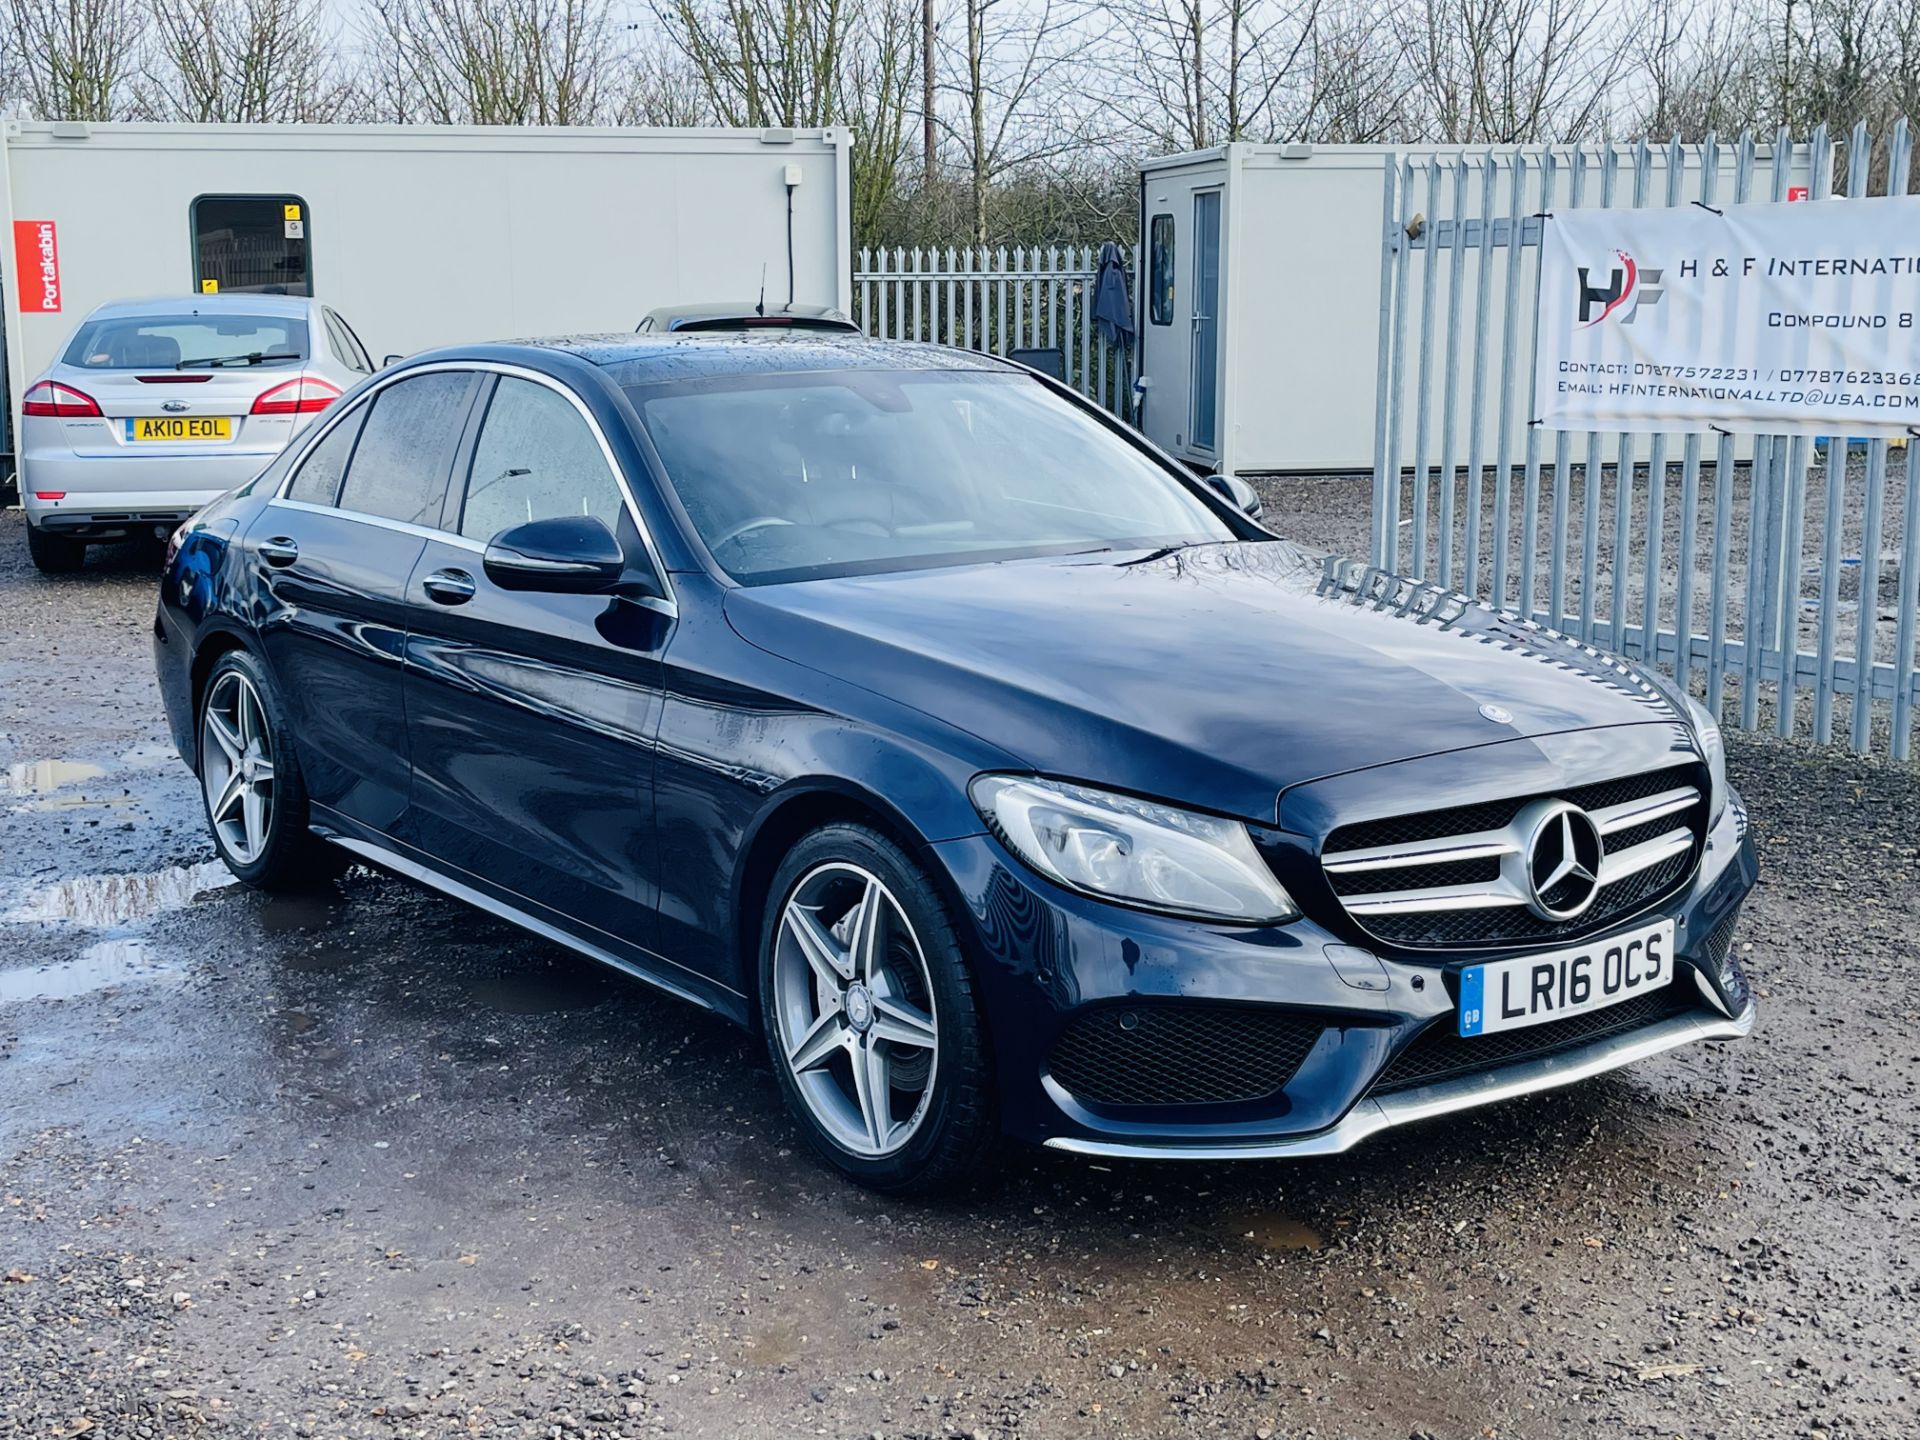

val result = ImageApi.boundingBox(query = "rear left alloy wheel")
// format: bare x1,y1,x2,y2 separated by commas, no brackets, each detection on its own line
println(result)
198,650,341,890
759,825,997,1194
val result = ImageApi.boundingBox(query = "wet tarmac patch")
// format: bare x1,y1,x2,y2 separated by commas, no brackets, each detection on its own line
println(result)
467,965,614,1014
0,938,177,1003
7,860,236,926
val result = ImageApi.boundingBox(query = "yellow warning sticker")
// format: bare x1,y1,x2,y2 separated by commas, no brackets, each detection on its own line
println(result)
283,203,301,221
200,278,219,293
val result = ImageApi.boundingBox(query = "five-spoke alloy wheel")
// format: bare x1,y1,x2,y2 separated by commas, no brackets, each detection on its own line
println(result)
773,862,941,1157
196,649,337,890
201,668,277,866
759,825,997,1193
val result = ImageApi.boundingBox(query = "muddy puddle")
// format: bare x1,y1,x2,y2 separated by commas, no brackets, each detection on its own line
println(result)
7,861,236,926
0,938,179,1003
1229,1211,1325,1251
2,759,107,797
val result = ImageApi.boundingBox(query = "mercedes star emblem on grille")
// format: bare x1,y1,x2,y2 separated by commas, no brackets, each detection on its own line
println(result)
1521,799,1603,921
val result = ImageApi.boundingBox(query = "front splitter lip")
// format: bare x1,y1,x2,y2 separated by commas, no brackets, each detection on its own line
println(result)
1043,998,1756,1161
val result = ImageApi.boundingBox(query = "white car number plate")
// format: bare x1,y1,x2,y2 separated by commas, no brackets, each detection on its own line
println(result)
1457,919,1674,1037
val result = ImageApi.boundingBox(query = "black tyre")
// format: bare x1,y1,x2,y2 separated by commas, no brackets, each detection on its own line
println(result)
758,824,998,1194
197,649,342,890
26,524,85,574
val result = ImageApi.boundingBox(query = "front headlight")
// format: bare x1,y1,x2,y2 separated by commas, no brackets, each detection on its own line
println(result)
1685,696,1728,827
970,775,1298,924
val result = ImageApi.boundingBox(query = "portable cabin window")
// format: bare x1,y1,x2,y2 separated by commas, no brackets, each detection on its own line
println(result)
192,195,312,297
1148,214,1175,325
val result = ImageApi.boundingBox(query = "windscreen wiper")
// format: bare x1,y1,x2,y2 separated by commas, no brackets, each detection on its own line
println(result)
177,351,299,369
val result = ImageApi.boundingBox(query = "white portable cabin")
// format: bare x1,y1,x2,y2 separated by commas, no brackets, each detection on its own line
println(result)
1135,142,1811,477
1,120,853,462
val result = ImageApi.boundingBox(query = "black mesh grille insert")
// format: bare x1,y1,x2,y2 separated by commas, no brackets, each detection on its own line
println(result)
1048,1005,1323,1108
1369,987,1700,1095
1322,765,1706,952
1702,904,1748,1010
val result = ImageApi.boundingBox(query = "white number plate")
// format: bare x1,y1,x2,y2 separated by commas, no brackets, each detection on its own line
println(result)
1457,919,1674,1037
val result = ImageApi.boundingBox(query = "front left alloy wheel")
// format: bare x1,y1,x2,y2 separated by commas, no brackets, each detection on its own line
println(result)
759,825,997,1194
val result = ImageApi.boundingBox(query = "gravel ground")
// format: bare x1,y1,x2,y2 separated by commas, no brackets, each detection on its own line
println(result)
2,506,1917,1439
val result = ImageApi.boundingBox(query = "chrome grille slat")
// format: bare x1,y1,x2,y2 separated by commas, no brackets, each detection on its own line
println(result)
1320,832,1518,874
1320,765,1708,951
1595,826,1694,884
1591,786,1699,835
1343,883,1529,915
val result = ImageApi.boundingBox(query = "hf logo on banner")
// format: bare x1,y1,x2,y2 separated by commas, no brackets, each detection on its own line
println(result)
1576,251,1663,327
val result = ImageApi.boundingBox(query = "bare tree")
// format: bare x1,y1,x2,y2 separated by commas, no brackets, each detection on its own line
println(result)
940,0,1097,241
358,0,618,124
1395,0,1632,143
1296,0,1414,141
137,0,350,121
613,33,718,125
652,0,847,128
1120,0,1320,151
1,0,144,119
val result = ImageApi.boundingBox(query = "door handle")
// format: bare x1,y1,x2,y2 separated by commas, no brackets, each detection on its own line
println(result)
259,536,299,566
421,568,477,606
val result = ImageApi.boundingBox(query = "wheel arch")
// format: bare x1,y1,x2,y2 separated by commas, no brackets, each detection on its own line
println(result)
186,626,260,769
730,778,975,1037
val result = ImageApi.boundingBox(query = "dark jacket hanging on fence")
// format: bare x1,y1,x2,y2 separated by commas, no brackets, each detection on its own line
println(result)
1092,242,1135,348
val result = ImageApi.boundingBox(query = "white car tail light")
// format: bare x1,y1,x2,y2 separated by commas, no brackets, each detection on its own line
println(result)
22,380,102,417
251,376,342,416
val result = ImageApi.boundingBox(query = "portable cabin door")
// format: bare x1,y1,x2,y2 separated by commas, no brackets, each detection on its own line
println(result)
1137,161,1226,467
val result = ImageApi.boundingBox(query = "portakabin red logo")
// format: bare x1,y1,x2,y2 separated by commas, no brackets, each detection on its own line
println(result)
1576,249,1663,326
11,220,61,313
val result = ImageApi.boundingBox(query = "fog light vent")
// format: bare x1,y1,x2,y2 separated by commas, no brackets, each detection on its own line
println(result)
1049,1004,1321,1108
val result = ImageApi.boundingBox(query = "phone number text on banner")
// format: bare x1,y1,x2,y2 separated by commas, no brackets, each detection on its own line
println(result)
1533,194,1920,435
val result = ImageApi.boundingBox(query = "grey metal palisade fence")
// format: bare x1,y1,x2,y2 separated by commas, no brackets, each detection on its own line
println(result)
852,246,1136,418
1371,123,1920,759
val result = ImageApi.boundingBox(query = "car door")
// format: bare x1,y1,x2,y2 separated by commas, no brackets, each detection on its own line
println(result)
400,369,672,957
253,367,480,835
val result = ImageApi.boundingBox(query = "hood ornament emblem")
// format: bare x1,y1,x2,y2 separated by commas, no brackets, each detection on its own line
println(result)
1478,702,1514,725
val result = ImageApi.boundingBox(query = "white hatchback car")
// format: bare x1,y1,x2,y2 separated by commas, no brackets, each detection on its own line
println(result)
19,294,373,572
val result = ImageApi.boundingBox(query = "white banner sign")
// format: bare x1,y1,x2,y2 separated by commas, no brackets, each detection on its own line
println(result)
1533,194,1920,434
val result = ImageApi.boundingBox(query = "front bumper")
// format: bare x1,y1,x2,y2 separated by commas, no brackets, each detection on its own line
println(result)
931,791,1758,1157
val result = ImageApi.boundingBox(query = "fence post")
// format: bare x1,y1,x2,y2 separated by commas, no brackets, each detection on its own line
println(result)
1369,160,1399,570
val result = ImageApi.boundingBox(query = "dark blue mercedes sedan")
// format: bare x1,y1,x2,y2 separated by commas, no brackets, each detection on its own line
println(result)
154,334,1758,1193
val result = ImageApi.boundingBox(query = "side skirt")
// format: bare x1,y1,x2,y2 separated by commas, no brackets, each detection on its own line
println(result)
320,830,744,1023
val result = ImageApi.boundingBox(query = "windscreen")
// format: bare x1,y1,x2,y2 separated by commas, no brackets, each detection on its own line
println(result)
62,314,309,370
629,370,1234,583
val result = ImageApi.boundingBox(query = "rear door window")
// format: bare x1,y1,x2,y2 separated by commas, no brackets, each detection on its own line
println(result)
336,372,476,528
286,405,367,506
192,195,311,296
457,377,626,543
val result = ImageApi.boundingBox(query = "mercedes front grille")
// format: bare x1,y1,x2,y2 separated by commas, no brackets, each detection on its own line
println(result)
1320,766,1707,950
